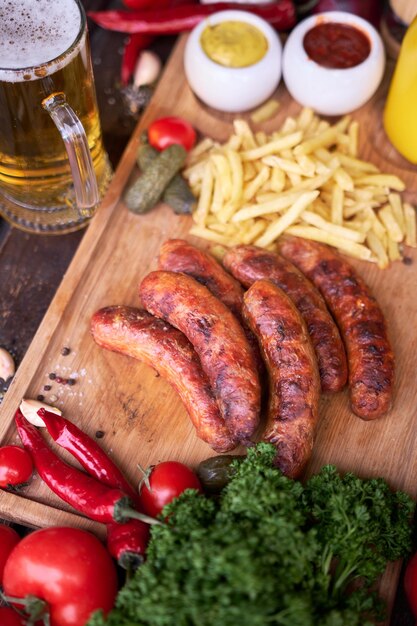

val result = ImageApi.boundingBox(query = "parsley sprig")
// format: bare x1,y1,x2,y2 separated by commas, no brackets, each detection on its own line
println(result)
90,444,414,626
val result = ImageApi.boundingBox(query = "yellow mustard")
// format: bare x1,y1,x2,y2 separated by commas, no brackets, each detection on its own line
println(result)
200,21,268,68
383,15,417,164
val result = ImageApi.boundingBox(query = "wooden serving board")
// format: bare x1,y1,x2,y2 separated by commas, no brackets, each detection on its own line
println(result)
1,35,417,616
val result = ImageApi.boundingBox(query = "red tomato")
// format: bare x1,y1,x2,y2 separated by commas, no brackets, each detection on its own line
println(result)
405,551,417,618
148,117,196,151
3,526,118,626
0,607,25,626
0,524,20,584
139,461,202,517
0,446,33,488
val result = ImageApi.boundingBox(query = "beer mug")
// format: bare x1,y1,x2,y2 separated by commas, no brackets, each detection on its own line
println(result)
0,0,112,234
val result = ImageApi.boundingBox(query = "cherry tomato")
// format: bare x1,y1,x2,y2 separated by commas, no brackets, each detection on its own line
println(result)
148,117,196,152
0,524,20,584
3,526,118,626
0,607,25,626
0,446,33,488
405,551,417,618
139,461,202,517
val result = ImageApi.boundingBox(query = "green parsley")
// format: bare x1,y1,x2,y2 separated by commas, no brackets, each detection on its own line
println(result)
89,443,414,626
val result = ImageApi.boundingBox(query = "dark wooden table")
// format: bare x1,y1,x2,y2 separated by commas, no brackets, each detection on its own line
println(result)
0,1,414,624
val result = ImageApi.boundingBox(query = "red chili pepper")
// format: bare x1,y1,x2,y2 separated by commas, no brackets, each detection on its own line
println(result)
106,519,149,570
88,1,296,35
37,408,138,502
121,34,155,85
36,408,150,568
14,410,159,526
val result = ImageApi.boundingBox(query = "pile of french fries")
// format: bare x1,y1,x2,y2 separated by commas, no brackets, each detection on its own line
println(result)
183,107,416,268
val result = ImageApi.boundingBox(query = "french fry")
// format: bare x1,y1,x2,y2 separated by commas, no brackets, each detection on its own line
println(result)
333,167,354,192
331,184,344,225
355,174,406,191
241,131,303,160
242,166,270,202
210,153,232,202
255,191,319,247
194,161,213,225
189,225,236,246
348,120,359,156
378,204,403,242
302,210,366,242
232,191,303,222
286,226,372,261
296,107,314,130
226,149,243,209
404,203,417,247
366,231,389,269
388,193,405,235
337,152,379,173
250,99,280,124
262,155,306,175
241,218,268,244
270,167,286,193
294,127,338,156
387,238,401,262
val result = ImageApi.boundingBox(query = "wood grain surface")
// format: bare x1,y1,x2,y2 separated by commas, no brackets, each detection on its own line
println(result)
1,34,417,620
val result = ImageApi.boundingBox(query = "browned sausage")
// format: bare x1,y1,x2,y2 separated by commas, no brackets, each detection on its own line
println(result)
278,236,395,420
157,238,264,373
90,305,235,452
223,245,347,393
158,239,244,317
139,271,261,443
243,279,320,478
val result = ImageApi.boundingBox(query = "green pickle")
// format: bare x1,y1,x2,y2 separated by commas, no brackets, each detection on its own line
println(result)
124,142,187,214
137,141,196,215
197,454,245,493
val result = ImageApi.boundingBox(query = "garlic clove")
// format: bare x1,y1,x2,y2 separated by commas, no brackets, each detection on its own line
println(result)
20,398,62,427
0,348,15,380
133,50,161,88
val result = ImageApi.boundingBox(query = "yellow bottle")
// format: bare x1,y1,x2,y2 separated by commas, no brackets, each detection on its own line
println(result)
383,15,417,164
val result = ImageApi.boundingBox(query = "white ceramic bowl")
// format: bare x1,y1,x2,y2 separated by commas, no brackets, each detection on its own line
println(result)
184,10,282,113
282,11,385,116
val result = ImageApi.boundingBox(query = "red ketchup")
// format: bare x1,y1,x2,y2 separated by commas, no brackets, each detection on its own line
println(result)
303,22,371,69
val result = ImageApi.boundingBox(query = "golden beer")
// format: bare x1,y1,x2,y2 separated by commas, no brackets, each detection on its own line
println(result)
0,0,112,233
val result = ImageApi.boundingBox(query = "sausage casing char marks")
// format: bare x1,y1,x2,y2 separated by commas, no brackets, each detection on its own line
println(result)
278,236,395,420
243,279,320,478
139,271,261,443
91,305,235,452
158,239,244,317
223,245,347,393
158,238,263,372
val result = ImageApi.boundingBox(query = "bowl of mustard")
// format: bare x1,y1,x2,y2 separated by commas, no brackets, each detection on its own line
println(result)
184,10,282,113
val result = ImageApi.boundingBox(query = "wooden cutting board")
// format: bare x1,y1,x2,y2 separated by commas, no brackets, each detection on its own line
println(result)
1,34,417,617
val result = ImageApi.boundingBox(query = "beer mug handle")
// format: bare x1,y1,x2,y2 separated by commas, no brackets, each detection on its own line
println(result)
42,91,99,218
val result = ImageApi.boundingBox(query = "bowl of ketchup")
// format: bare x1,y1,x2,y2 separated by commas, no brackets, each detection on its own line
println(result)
282,11,385,115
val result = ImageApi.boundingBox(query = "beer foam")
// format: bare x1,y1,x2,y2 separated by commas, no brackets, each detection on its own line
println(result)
0,0,82,81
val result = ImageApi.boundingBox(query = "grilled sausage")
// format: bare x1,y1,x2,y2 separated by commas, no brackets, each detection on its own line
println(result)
139,271,261,443
223,245,347,393
243,279,320,478
158,239,264,372
91,305,235,452
158,239,244,317
278,236,395,420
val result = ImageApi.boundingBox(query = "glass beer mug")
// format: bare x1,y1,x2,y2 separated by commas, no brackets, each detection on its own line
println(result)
0,0,112,234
